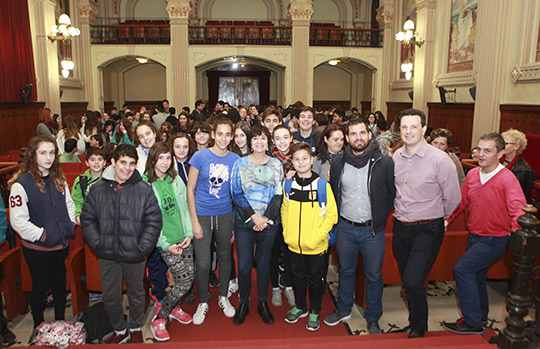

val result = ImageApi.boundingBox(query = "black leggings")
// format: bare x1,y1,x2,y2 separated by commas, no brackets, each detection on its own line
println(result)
23,246,69,328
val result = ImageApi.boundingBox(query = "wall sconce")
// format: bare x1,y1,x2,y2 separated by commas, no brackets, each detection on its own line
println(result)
49,14,80,79
328,59,341,66
396,17,423,81
395,17,424,47
61,60,75,78
136,58,148,64
48,14,80,42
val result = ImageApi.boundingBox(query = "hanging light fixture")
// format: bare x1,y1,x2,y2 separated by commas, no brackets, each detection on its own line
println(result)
48,14,80,42
395,17,423,47
395,17,423,81
49,14,80,79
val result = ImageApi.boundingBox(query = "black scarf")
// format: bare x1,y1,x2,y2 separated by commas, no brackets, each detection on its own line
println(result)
344,139,377,169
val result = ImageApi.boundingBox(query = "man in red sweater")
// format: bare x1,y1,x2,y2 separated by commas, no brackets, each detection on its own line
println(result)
442,132,526,335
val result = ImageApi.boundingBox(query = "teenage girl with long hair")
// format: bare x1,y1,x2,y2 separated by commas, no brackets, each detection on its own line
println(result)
187,118,239,325
9,136,76,328
56,115,86,155
145,142,194,342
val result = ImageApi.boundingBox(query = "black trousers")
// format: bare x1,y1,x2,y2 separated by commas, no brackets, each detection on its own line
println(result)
392,218,444,332
23,246,69,328
288,250,326,313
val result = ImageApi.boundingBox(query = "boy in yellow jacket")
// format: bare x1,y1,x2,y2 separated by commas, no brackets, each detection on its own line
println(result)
281,142,338,331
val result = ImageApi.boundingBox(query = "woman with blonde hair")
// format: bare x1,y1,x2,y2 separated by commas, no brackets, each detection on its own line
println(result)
501,128,535,199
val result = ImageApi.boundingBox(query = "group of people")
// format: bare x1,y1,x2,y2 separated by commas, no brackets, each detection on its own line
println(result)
9,100,533,344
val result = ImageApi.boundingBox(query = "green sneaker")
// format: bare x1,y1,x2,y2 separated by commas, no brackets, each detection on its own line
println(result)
307,312,320,331
285,306,308,323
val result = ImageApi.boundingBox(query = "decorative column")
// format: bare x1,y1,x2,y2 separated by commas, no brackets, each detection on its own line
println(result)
33,0,61,113
166,0,192,109
375,0,394,115
471,0,510,142
288,0,313,104
413,0,436,113
79,0,98,109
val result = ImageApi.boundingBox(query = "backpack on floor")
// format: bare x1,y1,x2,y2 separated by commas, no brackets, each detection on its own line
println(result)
283,177,338,246
30,320,86,348
76,302,114,344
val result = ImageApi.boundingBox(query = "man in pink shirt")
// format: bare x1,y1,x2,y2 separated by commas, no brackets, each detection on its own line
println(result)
442,132,526,335
392,109,461,338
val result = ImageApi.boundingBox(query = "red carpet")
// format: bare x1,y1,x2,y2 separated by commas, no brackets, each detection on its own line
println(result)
157,277,350,342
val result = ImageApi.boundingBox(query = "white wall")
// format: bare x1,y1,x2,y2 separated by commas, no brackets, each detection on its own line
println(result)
313,65,351,100
134,0,168,19
211,0,268,20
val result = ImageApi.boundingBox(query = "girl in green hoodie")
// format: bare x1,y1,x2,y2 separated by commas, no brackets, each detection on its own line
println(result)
143,142,194,342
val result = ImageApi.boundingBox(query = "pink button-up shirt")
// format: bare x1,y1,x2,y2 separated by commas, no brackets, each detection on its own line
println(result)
393,140,461,222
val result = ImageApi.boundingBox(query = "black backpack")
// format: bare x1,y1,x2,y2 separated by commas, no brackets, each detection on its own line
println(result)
77,302,113,344
79,174,89,199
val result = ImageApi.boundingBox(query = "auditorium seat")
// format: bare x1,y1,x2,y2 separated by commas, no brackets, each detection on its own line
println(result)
60,162,82,173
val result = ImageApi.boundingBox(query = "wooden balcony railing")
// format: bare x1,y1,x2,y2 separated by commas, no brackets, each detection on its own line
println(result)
309,28,383,47
188,25,292,45
90,25,170,44
89,24,383,47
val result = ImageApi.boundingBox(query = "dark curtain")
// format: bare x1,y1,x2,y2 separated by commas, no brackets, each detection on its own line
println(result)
0,0,37,102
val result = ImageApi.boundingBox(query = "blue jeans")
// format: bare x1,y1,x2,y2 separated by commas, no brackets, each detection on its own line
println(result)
336,218,385,322
455,234,509,328
235,215,279,304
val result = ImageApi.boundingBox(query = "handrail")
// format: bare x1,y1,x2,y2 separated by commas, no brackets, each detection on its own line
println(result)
90,24,170,44
89,24,383,47
188,25,292,45
309,27,383,47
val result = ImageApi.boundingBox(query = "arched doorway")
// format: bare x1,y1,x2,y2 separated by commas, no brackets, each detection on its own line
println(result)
99,56,166,111
313,58,375,115
195,56,285,110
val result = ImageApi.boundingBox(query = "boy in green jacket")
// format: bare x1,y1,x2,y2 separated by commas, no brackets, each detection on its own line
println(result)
72,148,106,225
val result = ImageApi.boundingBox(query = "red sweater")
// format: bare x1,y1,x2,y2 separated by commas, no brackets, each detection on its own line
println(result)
447,166,526,237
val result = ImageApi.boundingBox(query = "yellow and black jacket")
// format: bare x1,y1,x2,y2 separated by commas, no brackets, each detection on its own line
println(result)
281,173,338,255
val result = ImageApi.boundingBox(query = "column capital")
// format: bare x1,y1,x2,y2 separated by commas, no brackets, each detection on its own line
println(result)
288,0,313,24
415,0,437,12
166,0,192,19
375,3,394,29
79,0,98,21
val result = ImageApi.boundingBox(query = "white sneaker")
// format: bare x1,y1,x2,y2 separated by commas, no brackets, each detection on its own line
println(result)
218,296,236,318
192,302,209,325
271,287,282,306
227,278,239,298
284,287,295,306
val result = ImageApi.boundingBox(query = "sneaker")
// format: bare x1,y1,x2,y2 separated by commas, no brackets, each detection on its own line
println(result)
89,292,102,302
271,288,282,306
306,312,320,331
105,330,129,344
285,306,308,324
209,271,220,288
218,296,236,318
228,278,239,298
169,307,192,324
284,287,295,306
129,329,143,343
150,318,170,342
323,309,351,326
442,318,483,335
153,302,163,321
193,303,209,325
367,321,382,334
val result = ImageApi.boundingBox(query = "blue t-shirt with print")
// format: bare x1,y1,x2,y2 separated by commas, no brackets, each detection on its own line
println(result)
189,148,239,216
